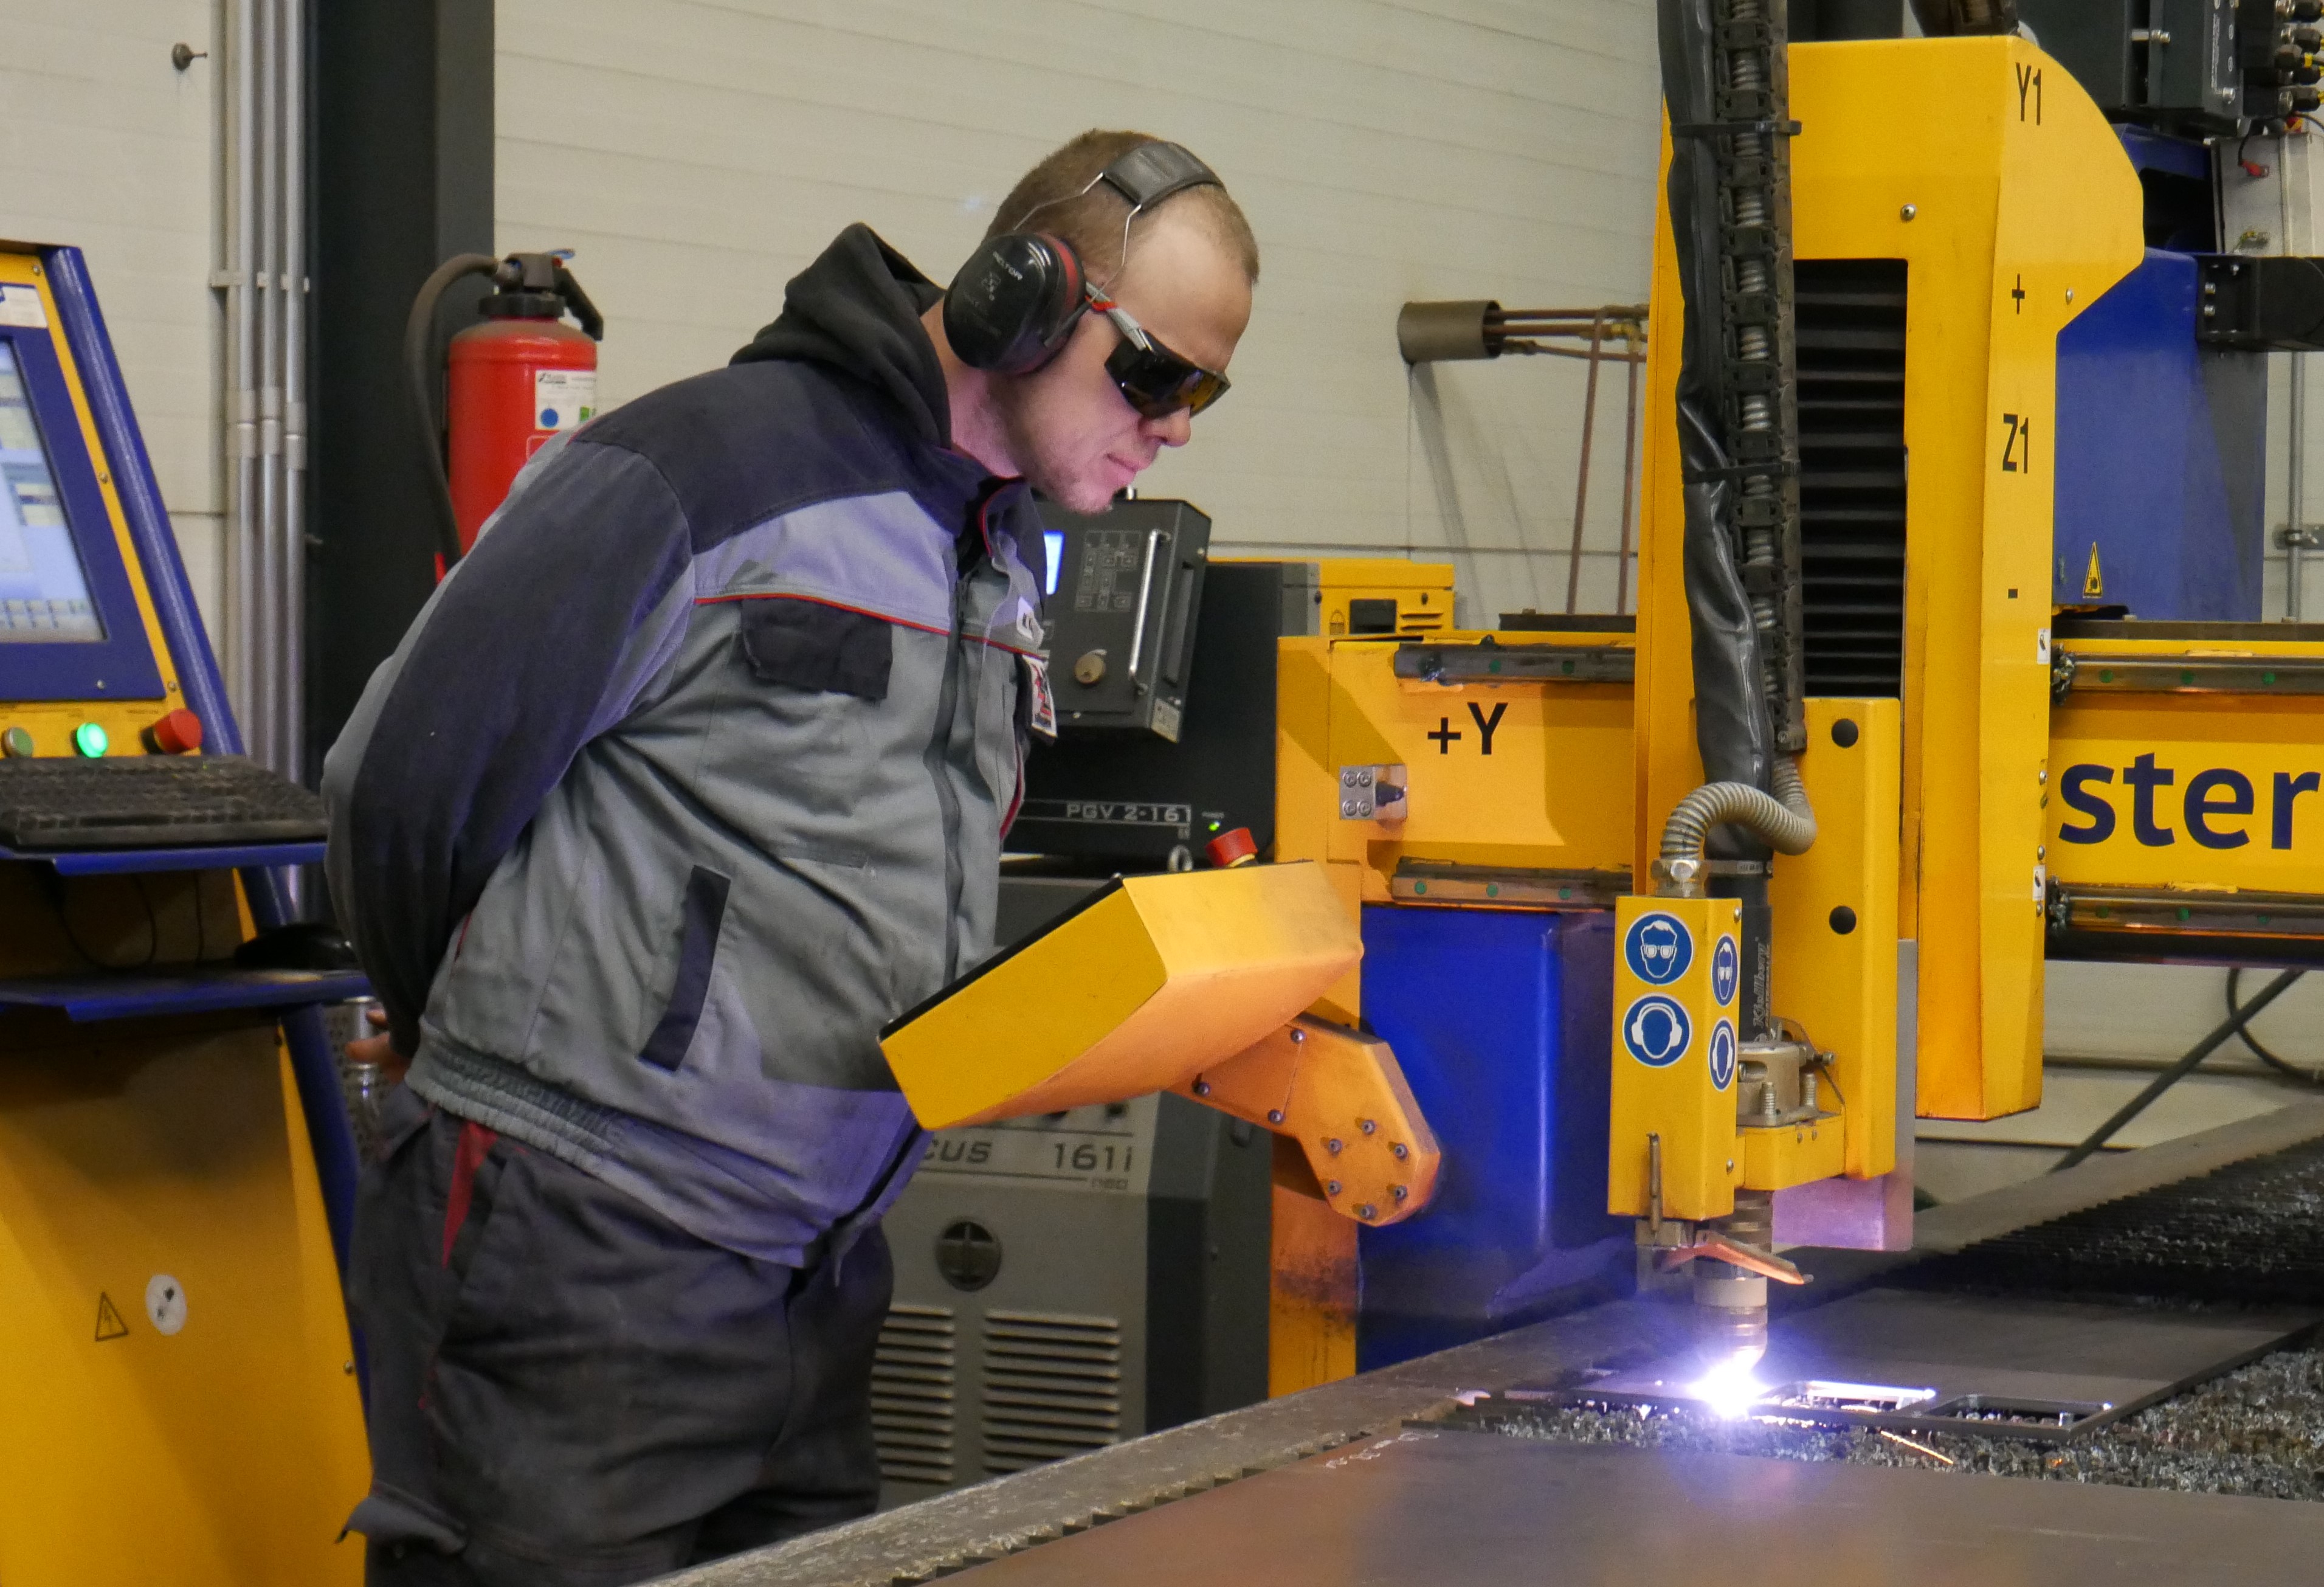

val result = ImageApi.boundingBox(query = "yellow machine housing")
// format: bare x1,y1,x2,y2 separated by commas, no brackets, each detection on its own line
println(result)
0,244,368,1583
1635,36,2145,1126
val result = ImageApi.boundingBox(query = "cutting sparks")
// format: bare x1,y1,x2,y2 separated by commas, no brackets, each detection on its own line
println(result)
1877,1430,1955,1465
1688,1358,1769,1420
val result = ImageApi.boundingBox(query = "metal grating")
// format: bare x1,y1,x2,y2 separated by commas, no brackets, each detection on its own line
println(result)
1904,1136,2324,1306
981,1309,1124,1474
1794,259,1908,697
871,1303,956,1487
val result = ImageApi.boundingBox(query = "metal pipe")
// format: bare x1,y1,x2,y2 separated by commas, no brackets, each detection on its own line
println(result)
229,0,258,739
254,0,281,775
2294,353,2307,621
2288,133,2305,621
2052,969,2305,1171
1565,313,1608,614
1615,332,1642,616
280,0,306,792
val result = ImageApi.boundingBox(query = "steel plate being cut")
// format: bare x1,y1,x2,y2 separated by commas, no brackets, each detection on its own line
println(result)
1516,1287,2322,1442
951,1428,2324,1585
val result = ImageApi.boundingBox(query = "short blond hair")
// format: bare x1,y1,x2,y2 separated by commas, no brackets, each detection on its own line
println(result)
989,130,1260,286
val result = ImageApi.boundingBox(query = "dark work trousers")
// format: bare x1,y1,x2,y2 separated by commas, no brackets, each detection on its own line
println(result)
347,1088,891,1585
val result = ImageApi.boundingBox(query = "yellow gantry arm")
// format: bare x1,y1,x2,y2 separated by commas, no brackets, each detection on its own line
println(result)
879,861,1441,1226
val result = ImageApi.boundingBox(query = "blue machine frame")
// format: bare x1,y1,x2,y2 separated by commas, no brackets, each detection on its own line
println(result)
0,320,165,699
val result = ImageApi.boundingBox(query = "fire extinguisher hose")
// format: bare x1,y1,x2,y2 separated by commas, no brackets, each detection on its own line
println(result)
404,253,505,569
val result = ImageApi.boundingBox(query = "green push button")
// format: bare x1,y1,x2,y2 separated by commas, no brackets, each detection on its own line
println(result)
71,721,109,758
1,726,31,758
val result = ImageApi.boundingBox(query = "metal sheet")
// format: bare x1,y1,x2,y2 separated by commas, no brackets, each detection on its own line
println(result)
954,1427,2324,1585
1526,1288,2319,1442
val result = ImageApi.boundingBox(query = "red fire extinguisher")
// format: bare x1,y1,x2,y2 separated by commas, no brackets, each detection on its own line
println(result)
405,251,603,567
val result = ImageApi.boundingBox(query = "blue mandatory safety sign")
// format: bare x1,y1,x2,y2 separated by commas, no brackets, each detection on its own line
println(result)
1711,935,1740,1007
1623,911,1694,986
1708,1018,1737,1091
1622,994,1692,1068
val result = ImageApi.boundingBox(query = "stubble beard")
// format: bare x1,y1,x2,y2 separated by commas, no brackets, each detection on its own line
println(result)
994,378,1117,514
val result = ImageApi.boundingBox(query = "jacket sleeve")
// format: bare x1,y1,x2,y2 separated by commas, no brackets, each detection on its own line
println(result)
321,435,697,1056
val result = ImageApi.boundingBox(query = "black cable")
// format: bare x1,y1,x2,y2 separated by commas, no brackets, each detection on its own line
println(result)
2228,965,2323,1082
402,253,503,570
2052,967,2306,1172
128,873,160,968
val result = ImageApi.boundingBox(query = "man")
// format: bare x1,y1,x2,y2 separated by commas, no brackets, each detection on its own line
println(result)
324,130,1258,1584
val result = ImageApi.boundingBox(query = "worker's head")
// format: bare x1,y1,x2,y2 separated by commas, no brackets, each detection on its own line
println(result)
933,131,1258,513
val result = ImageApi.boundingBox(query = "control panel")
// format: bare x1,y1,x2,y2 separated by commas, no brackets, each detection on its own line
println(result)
1040,498,1210,741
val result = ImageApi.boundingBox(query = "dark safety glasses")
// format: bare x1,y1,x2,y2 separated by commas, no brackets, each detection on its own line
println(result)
1086,290,1230,420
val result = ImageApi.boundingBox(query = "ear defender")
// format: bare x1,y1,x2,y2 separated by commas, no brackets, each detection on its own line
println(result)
942,232,1088,375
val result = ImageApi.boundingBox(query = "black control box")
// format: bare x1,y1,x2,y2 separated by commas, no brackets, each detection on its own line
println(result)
1038,499,1210,741
1014,559,1309,868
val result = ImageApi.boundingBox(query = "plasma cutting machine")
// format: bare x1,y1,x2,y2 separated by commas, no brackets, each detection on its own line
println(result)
675,15,2324,1586
1258,11,2324,1395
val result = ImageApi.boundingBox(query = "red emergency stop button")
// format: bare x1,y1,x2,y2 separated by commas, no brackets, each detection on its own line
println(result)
145,708,203,755
1205,827,1258,868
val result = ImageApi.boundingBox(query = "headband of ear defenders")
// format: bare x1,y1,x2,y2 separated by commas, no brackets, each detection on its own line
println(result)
943,141,1221,376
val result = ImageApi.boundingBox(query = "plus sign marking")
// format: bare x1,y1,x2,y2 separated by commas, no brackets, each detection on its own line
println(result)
1623,995,1692,1068
1623,911,1694,986
1708,1018,1737,1091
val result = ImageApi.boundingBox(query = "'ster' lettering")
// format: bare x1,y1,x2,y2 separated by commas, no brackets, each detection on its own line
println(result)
2123,753,2175,847
2057,764,2115,845
2277,772,2322,851
2185,769,2254,850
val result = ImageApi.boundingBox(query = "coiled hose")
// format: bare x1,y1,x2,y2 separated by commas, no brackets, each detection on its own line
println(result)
1657,755,1816,893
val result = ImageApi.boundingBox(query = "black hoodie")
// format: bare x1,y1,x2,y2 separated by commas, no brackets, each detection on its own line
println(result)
732,223,953,450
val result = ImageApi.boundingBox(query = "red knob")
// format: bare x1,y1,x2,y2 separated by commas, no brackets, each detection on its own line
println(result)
1205,828,1259,868
147,708,204,755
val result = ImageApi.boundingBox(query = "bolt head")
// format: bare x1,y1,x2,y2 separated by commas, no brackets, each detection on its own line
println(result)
1289,1028,1306,1045
1193,1079,1211,1097
1900,203,1919,221
1392,1142,1409,1160
1326,1180,1342,1197
1325,1138,1343,1155
1359,1118,1377,1135
1391,1184,1409,1201
1356,1204,1376,1220
1267,1109,1284,1125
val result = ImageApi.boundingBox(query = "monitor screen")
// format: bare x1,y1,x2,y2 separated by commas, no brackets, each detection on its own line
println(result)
0,341,103,643
1043,529,1064,597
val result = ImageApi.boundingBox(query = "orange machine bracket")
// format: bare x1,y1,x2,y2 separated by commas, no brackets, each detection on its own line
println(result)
1173,1014,1441,1228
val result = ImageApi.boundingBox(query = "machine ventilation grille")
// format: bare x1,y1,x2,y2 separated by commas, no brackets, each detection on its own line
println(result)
980,1309,1124,1473
871,1303,956,1487
1794,258,1909,697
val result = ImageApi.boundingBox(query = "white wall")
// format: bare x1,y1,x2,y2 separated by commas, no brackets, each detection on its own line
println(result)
495,0,1664,624
0,1,225,640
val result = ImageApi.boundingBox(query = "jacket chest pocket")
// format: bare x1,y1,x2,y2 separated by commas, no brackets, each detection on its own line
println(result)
738,600,894,699
713,599,897,830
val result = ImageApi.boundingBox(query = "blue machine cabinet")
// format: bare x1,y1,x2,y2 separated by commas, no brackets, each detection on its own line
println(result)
1353,906,1629,1371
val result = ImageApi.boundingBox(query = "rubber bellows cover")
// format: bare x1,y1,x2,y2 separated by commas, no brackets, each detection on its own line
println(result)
943,232,1087,375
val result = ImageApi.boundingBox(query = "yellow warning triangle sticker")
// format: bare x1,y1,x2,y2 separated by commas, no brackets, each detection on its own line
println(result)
2083,542,2105,599
94,1291,129,1342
